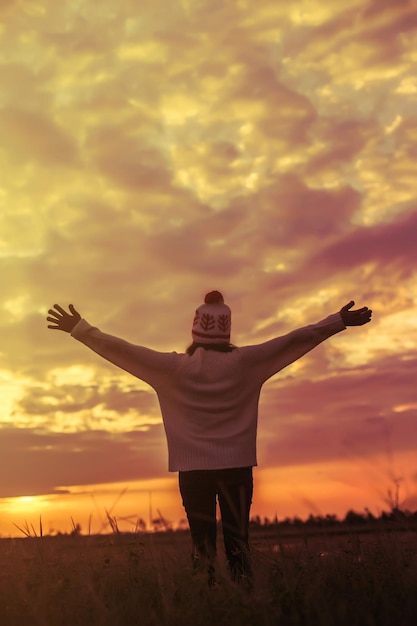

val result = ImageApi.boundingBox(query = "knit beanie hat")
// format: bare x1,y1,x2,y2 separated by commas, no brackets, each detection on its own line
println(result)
192,291,231,344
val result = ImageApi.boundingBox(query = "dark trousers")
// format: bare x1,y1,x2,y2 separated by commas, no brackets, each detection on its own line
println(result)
179,467,253,583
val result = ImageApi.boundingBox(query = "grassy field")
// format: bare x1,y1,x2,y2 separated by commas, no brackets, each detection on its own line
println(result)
0,527,417,625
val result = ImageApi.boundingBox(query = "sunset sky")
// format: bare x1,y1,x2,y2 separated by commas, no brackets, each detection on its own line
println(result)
0,0,416,537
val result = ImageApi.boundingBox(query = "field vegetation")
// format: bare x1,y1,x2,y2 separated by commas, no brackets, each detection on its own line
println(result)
1,512,417,626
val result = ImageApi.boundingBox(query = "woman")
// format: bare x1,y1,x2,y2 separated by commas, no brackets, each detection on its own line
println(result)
47,291,372,585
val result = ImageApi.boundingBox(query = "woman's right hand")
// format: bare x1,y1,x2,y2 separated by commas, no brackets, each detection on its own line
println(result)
47,304,81,333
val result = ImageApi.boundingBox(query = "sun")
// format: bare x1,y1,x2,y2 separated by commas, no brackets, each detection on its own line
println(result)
1,495,50,514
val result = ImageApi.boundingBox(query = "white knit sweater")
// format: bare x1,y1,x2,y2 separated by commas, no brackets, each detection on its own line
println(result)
71,313,345,471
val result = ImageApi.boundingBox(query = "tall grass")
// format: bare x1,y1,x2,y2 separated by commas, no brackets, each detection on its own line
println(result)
0,528,416,625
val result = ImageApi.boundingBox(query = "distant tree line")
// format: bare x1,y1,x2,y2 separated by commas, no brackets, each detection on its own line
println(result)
248,507,417,530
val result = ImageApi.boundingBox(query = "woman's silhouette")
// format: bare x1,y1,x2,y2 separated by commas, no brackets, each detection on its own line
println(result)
47,292,372,586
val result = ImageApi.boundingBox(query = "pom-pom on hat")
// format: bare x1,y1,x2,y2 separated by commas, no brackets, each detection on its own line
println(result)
192,291,231,344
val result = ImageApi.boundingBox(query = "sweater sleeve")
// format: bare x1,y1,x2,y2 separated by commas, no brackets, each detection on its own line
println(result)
71,319,177,387
241,312,346,383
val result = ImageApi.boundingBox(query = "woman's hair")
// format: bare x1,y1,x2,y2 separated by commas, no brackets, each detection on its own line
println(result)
186,342,236,356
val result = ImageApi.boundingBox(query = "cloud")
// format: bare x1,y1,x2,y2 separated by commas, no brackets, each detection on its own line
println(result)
232,174,360,248
0,426,166,498
284,0,416,78
258,354,417,469
0,108,78,165
16,382,160,420
310,208,417,273
0,63,47,109
303,117,379,177
86,126,172,192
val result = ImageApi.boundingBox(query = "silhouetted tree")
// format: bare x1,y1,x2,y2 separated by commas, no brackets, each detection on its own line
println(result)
344,510,367,525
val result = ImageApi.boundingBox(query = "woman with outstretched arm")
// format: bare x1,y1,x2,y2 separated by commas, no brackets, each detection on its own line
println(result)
47,293,372,587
